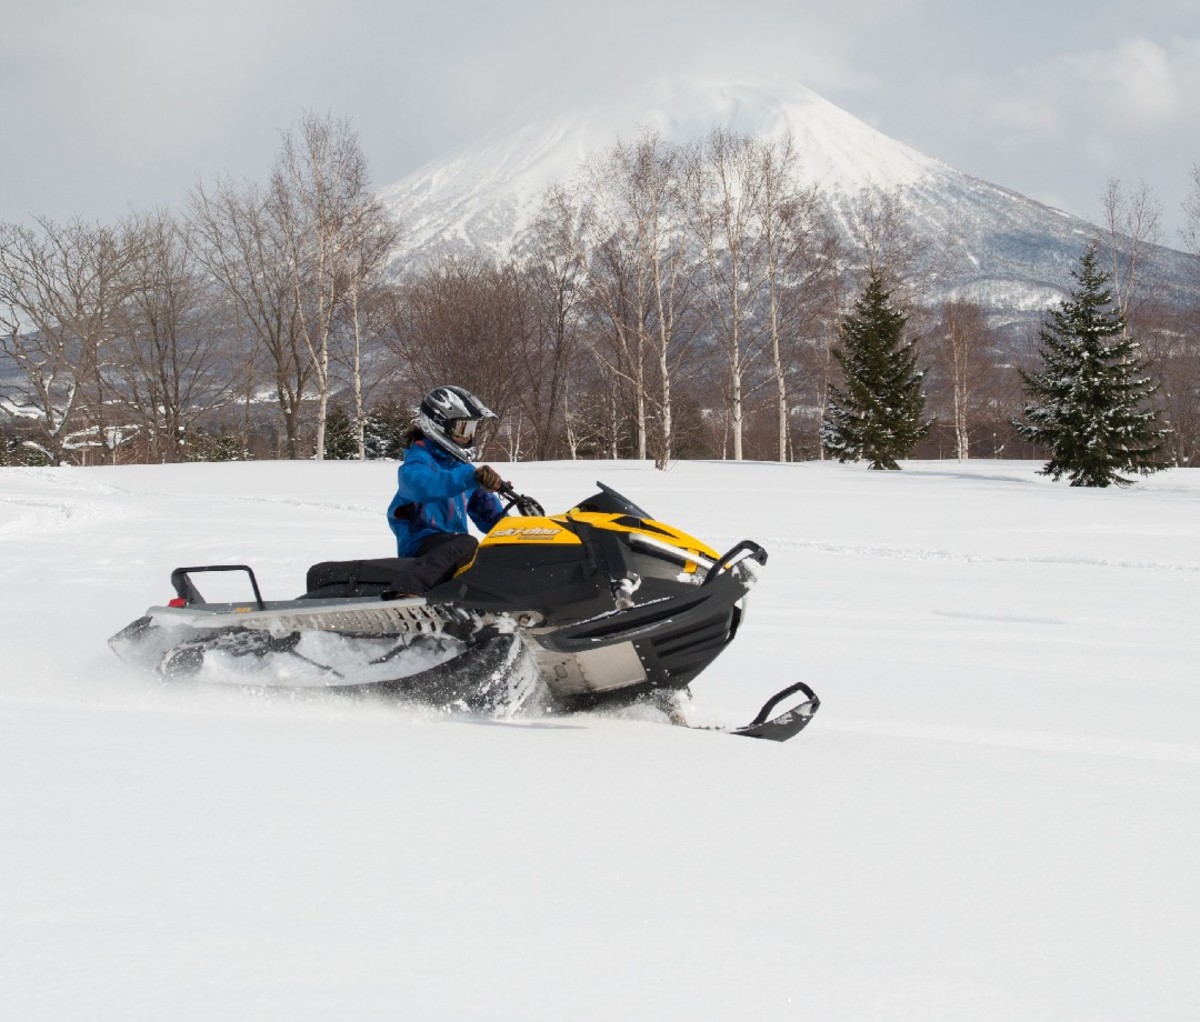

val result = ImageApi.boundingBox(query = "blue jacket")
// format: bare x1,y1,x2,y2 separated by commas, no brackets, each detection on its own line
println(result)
386,439,505,556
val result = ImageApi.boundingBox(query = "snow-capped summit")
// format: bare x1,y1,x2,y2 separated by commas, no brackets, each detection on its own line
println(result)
379,77,1200,318
380,78,943,258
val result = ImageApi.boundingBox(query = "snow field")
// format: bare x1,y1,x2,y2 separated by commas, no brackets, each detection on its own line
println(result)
2,458,1198,1020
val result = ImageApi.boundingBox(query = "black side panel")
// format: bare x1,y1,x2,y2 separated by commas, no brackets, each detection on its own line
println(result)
540,571,749,690
426,542,609,622
632,601,742,688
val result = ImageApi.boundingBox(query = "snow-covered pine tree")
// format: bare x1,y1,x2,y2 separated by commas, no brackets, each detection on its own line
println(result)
322,407,360,460
821,270,931,469
362,401,412,460
1014,243,1169,487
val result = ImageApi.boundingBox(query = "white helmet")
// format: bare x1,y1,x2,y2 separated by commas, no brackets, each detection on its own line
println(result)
417,385,496,463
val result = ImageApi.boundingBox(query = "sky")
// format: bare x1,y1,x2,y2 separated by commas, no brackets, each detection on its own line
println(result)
2,0,1199,240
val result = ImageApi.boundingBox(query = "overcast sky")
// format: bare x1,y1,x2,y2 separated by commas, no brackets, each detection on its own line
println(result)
2,0,1198,239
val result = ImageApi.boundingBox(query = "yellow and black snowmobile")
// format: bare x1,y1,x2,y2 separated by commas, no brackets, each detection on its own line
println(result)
110,482,818,741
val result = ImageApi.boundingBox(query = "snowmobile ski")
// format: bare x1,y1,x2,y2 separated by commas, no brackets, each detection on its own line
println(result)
697,681,821,742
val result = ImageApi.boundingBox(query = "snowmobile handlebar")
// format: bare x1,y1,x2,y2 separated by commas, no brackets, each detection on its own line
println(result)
497,483,546,518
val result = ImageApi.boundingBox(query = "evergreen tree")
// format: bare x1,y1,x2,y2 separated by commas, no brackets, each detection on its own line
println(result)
322,407,359,461
363,400,412,460
821,271,931,469
0,427,52,466
183,429,245,463
1014,244,1168,487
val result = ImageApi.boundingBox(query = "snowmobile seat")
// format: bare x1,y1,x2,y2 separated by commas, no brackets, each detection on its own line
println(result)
301,557,425,599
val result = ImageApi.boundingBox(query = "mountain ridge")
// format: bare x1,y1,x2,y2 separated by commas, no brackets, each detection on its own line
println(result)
378,77,1200,321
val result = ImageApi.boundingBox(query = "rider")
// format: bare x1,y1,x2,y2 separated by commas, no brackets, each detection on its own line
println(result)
385,385,507,592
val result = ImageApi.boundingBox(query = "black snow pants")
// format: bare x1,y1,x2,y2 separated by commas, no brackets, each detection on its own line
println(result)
303,533,479,598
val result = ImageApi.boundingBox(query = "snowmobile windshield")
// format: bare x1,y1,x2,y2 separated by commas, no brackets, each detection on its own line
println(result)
573,482,654,520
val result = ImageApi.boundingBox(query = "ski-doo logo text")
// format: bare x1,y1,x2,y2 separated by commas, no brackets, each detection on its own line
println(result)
490,526,561,539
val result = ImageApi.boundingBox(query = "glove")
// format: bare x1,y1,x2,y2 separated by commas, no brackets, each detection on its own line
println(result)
474,465,503,492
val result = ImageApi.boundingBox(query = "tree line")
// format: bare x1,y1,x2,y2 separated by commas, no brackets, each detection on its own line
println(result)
2,113,1199,469
825,246,1169,487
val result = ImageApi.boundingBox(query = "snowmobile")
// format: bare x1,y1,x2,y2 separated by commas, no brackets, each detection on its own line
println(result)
109,482,819,742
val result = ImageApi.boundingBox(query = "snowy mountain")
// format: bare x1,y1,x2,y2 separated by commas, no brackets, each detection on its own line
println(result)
379,77,1200,322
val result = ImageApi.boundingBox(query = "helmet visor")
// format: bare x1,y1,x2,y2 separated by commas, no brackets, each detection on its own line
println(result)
447,418,479,446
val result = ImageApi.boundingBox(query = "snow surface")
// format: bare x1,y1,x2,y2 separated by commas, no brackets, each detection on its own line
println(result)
2,457,1199,1020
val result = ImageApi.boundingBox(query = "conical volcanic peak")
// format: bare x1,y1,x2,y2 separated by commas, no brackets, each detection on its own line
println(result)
379,76,1200,316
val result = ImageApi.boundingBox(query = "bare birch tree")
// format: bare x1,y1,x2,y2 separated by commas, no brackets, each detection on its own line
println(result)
188,177,311,458
584,222,647,457
927,300,996,460
841,184,930,309
107,210,235,461
580,131,692,467
1098,178,1163,333
0,217,143,463
382,258,530,460
516,185,591,460
1137,303,1198,466
758,137,836,460
1183,163,1200,256
333,195,402,459
683,129,770,461
270,112,393,459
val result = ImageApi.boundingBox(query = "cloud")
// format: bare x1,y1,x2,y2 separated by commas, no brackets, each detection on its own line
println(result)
987,36,1191,135
2,0,1197,238
841,26,1200,234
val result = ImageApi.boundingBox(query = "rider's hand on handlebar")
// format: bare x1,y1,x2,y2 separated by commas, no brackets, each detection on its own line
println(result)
474,465,504,492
